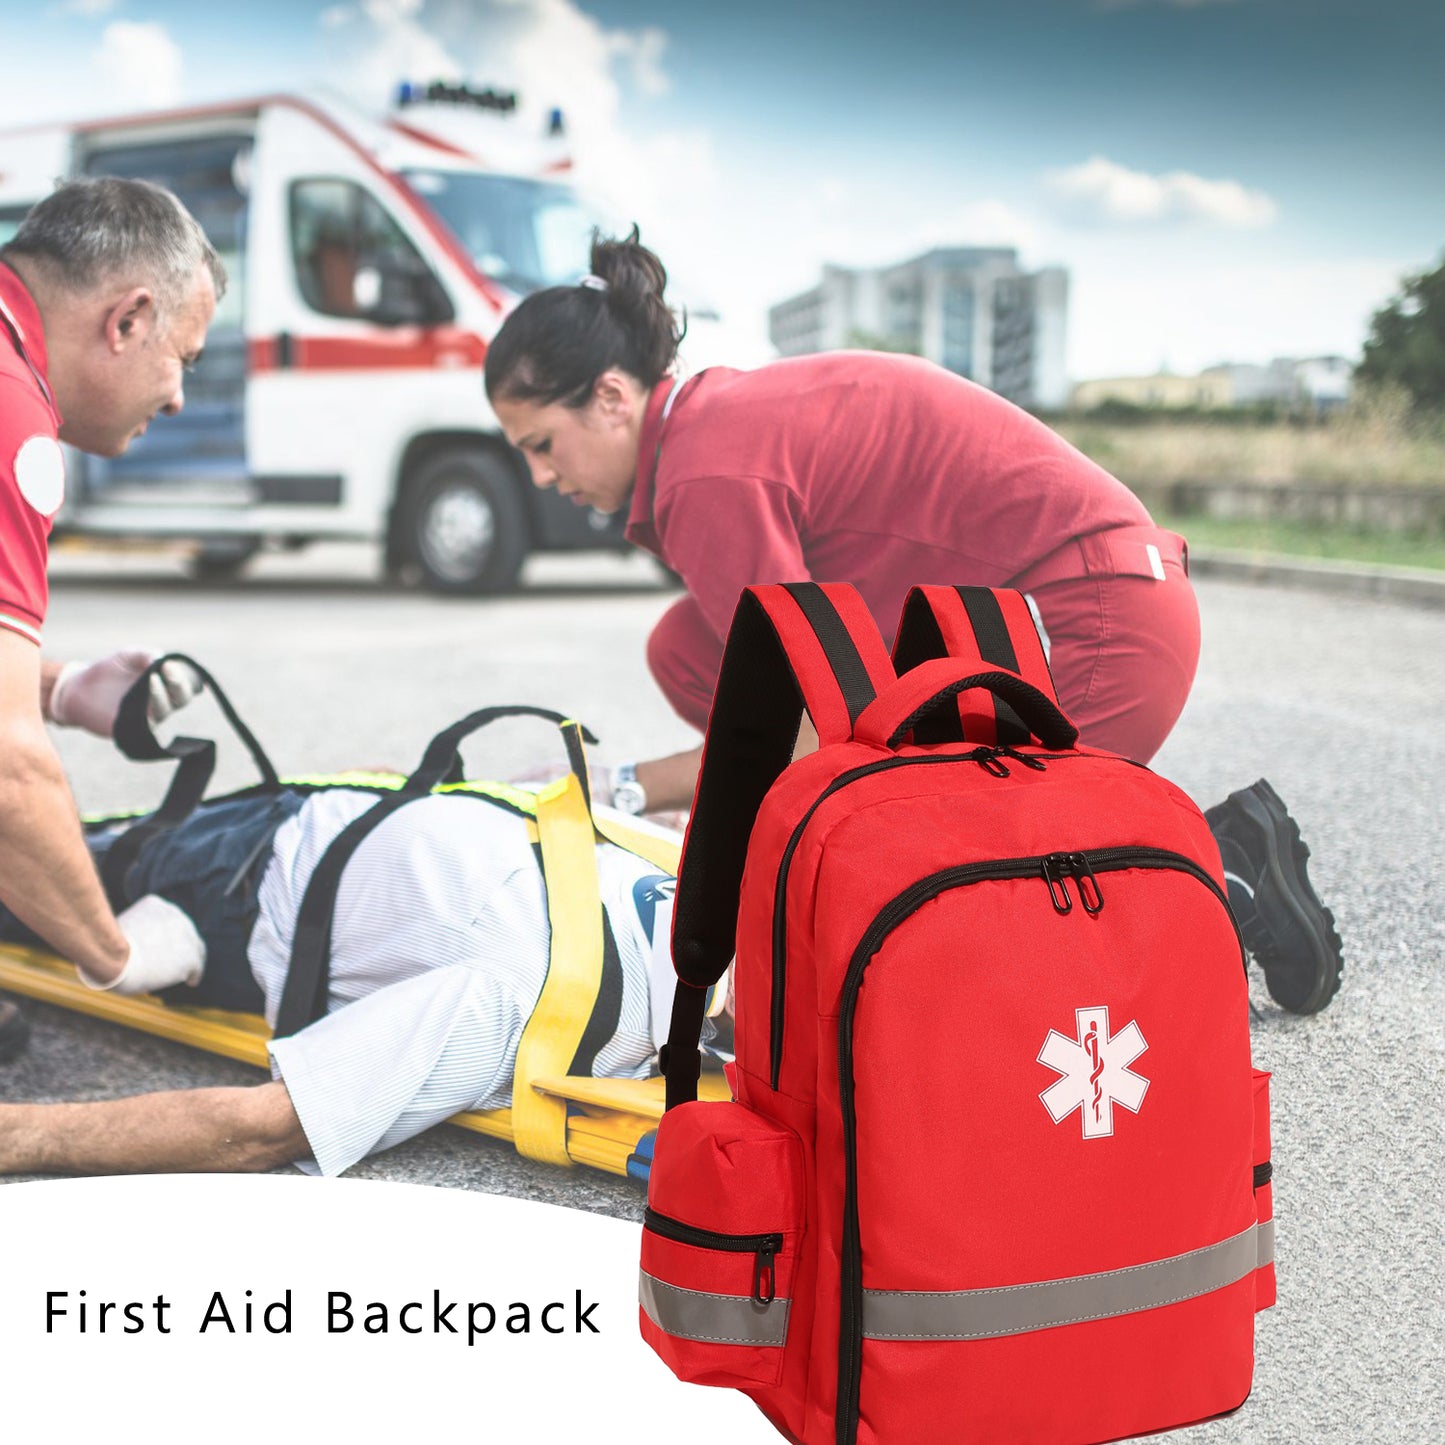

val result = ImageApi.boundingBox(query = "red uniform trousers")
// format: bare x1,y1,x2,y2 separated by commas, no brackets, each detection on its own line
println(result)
646,525,1200,767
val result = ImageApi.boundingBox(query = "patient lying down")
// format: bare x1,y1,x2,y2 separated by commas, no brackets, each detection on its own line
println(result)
0,787,724,1178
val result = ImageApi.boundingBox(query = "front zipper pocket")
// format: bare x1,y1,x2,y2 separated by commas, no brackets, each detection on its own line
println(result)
640,1100,803,1387
1252,1068,1276,1312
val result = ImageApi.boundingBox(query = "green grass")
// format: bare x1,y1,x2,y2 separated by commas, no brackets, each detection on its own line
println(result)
1157,512,1445,571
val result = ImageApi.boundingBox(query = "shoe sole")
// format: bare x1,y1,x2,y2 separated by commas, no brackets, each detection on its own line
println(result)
1236,785,1344,1015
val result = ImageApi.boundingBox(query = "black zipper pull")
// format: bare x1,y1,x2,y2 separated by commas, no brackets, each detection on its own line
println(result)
998,746,1048,772
1070,853,1105,914
1042,854,1073,914
976,751,1011,778
753,1241,778,1304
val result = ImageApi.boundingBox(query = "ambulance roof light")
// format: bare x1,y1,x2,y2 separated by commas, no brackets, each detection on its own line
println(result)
395,81,519,114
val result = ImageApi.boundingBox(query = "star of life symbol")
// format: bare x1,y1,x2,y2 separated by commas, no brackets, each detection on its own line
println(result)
1037,1006,1149,1140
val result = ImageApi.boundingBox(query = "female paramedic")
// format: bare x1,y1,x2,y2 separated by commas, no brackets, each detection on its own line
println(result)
483,230,1342,1016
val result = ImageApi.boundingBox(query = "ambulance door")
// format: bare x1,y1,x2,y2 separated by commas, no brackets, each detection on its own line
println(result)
245,102,477,541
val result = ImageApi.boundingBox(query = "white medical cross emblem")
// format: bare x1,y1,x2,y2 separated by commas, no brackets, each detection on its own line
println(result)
1037,1006,1149,1140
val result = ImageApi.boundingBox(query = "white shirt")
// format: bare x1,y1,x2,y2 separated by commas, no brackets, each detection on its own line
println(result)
252,790,677,1176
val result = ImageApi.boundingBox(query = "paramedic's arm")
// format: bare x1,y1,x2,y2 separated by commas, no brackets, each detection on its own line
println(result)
636,476,819,812
0,1081,307,1175
0,628,130,982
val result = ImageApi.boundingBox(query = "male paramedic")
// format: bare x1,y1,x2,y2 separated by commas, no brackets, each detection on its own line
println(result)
0,177,219,1064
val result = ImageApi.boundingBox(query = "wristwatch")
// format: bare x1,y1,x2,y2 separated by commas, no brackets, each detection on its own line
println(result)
611,762,648,816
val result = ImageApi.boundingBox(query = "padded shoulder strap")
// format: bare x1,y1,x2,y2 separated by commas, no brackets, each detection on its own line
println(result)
664,583,892,1108
891,586,1058,746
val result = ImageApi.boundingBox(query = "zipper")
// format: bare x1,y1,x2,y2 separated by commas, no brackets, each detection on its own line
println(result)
833,846,1245,1445
643,1206,785,1306
768,745,1083,1088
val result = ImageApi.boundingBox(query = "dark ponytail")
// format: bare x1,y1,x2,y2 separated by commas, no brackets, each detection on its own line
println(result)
484,227,684,408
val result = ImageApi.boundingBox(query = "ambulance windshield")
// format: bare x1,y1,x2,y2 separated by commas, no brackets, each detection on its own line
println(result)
403,171,604,296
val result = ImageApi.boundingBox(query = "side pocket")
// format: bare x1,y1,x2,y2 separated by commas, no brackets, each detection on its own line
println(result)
640,1100,804,1387
1252,1068,1276,1312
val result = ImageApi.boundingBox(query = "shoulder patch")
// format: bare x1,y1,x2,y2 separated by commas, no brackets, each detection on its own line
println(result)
12,434,65,517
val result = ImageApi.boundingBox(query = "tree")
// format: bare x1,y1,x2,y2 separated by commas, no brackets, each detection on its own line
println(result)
1356,256,1445,412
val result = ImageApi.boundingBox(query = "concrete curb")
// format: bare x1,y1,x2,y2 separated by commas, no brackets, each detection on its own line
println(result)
1188,547,1445,608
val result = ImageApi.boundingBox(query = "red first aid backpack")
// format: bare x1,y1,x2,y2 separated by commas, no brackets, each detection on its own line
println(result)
641,583,1275,1445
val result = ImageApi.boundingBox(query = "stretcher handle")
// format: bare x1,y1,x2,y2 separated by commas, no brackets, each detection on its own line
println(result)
854,658,1079,752
404,706,600,799
101,656,282,907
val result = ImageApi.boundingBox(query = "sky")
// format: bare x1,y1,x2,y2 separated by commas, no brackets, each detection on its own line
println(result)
0,0,1440,380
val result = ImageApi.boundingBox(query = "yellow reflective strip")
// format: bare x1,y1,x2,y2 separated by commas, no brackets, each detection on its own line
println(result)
510,772,605,1167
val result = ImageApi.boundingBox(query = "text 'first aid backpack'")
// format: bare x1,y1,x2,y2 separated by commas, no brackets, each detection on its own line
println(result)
641,583,1275,1445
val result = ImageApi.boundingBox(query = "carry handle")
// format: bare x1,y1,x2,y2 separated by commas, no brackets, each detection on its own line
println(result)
854,658,1078,752
405,705,599,800
891,586,1058,746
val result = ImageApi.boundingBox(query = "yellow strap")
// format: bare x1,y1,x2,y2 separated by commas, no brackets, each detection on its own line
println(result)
591,813,682,876
510,768,606,1166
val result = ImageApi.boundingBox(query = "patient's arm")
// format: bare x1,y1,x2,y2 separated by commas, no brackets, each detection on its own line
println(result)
636,715,820,813
0,1080,309,1176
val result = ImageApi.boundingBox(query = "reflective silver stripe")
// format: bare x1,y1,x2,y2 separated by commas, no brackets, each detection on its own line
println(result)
863,1223,1262,1342
639,1270,791,1347
1257,1217,1275,1267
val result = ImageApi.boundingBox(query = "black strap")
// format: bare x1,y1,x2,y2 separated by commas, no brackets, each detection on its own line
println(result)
786,582,877,727
273,705,598,1039
567,910,625,1077
99,655,281,906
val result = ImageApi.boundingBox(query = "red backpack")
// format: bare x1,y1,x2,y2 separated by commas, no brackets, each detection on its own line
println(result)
641,582,1275,1445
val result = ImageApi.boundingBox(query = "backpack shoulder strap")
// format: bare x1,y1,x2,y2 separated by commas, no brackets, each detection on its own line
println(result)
665,582,894,1107
891,586,1058,746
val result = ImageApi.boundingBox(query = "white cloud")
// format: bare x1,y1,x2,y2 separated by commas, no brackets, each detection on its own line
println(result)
609,26,670,98
319,5,355,28
93,21,183,110
1046,155,1277,228
55,0,120,16
1066,257,1404,378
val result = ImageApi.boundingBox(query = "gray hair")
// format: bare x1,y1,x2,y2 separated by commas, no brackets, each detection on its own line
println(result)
0,176,227,323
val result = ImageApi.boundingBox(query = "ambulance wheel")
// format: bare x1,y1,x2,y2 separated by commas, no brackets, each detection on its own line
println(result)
189,539,260,582
400,449,529,594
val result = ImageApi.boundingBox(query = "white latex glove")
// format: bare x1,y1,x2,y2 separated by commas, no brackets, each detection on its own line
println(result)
49,649,203,739
79,895,207,996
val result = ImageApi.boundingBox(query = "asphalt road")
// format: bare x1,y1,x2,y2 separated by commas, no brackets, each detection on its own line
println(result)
3,545,1442,1443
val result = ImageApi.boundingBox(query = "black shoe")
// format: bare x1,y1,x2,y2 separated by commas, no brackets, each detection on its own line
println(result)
0,997,29,1064
1205,779,1344,1015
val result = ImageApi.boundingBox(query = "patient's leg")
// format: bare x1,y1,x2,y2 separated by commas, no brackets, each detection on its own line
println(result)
0,1080,310,1176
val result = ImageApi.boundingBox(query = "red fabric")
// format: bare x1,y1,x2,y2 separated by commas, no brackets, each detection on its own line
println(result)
645,582,1268,1445
0,262,61,643
626,355,1198,756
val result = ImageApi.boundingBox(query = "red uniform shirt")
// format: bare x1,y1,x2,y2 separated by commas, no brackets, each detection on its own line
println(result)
0,260,64,647
626,352,1152,649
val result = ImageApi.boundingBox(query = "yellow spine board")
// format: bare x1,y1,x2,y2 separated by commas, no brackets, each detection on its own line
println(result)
1,747,708,1178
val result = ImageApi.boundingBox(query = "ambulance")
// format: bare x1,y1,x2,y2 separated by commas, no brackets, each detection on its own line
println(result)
0,85,667,591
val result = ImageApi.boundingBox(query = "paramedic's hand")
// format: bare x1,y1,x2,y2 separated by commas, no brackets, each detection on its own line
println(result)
78,895,206,996
47,649,203,739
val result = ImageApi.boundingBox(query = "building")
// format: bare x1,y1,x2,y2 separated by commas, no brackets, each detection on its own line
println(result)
1071,357,1355,413
1071,371,1233,412
768,247,1070,410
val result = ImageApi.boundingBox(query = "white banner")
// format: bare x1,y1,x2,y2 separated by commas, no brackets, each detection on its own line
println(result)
0,1174,768,1442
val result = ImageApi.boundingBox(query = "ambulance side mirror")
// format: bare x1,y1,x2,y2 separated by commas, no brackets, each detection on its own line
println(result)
356,254,455,328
